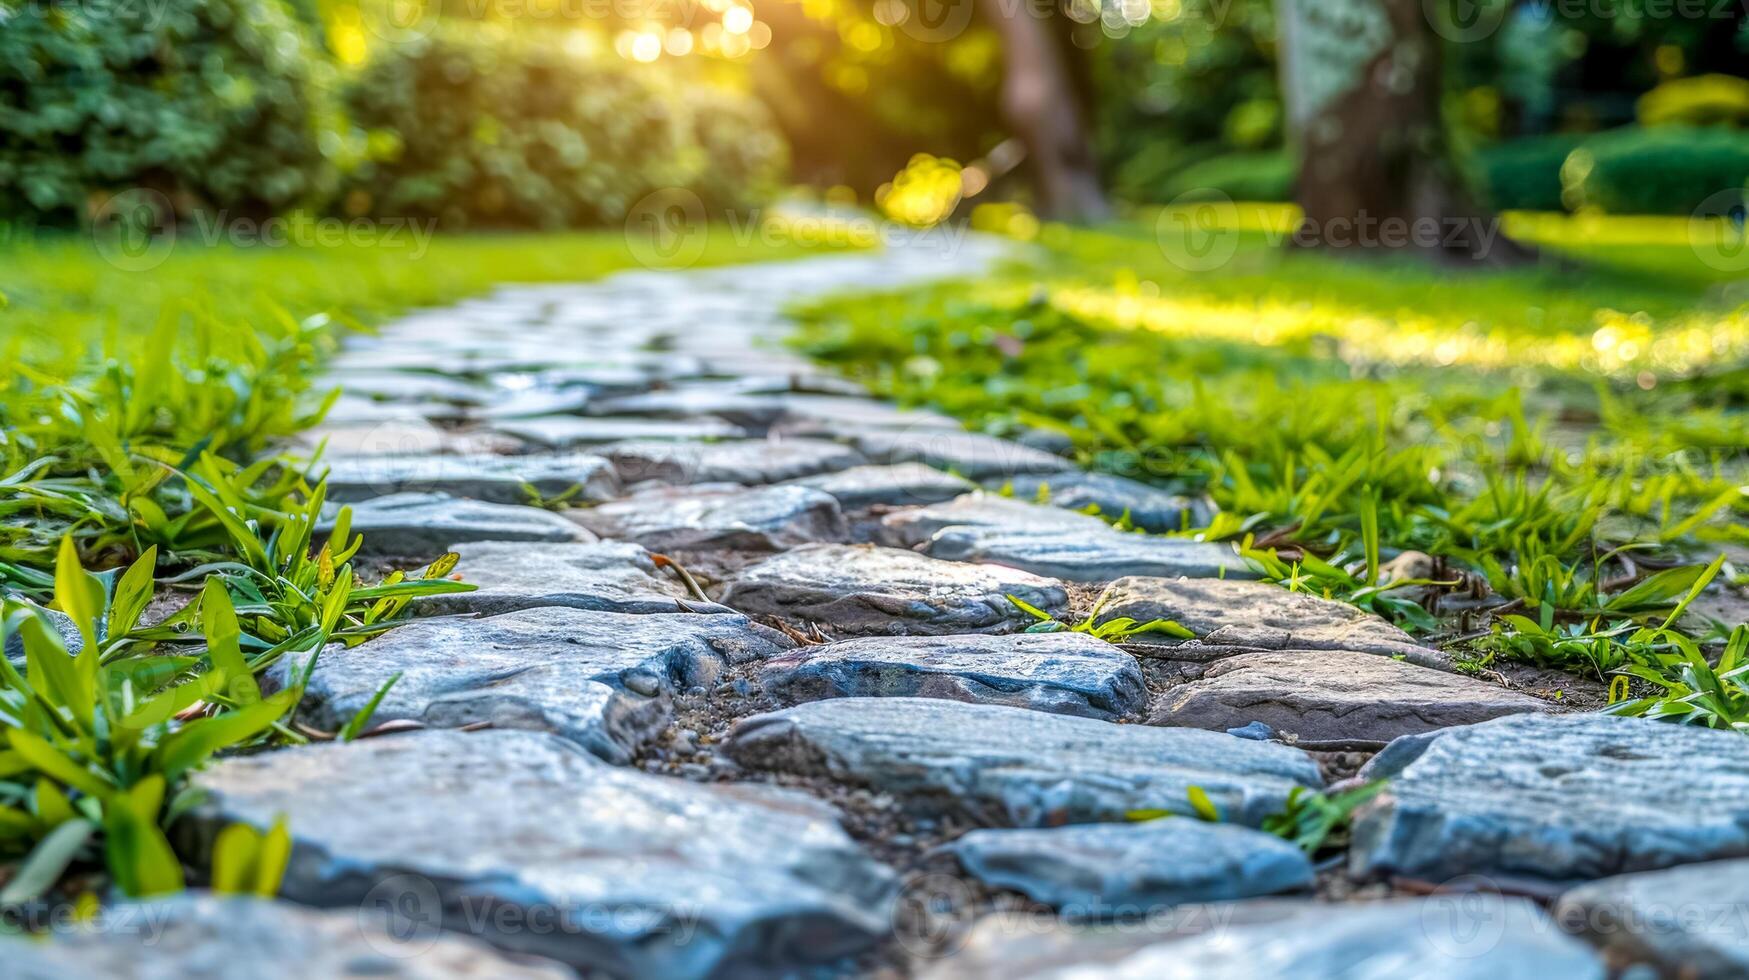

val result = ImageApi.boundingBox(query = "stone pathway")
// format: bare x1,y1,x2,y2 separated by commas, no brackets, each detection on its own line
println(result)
21,241,1747,977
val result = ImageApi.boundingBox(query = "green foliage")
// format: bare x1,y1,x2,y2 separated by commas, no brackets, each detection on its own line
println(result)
1609,625,1749,730
1472,133,1587,212
0,542,299,901
1008,593,1195,642
1261,781,1389,854
794,220,1749,675
1159,151,1294,204
341,26,785,228
1638,75,1749,129
1564,127,1749,215
0,0,340,223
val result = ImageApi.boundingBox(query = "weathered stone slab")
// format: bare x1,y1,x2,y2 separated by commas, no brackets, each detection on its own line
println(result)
927,527,1248,583
569,485,847,552
3,600,83,662
1091,575,1440,665
725,697,1321,827
295,419,522,457
1151,650,1553,743
318,453,618,504
1352,714,1749,881
325,370,492,406
1555,859,1749,979
878,493,1113,549
774,395,962,435
924,896,1603,979
718,544,1069,635
992,472,1203,533
849,429,1074,481
269,608,788,763
3,894,567,978
186,730,894,979
880,496,1245,582
419,541,731,617
785,463,976,509
757,633,1146,720
325,492,592,555
493,415,745,449
587,385,791,429
944,820,1314,917
600,438,866,486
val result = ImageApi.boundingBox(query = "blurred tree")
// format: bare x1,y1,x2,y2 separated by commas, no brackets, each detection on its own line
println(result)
1277,0,1527,263
978,0,1107,221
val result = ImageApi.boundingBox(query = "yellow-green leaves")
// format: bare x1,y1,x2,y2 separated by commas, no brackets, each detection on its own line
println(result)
104,776,184,897
201,578,260,707
210,817,292,898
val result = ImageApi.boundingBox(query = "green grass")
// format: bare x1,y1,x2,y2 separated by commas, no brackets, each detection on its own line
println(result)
0,225,837,903
793,211,1749,723
0,228,836,579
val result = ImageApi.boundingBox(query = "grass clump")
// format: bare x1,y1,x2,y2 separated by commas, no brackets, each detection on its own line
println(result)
794,215,1749,724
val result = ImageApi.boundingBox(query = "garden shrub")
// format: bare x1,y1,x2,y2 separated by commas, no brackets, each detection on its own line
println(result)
1472,133,1587,213
341,27,787,229
1159,150,1294,203
1564,126,1749,215
0,0,338,224
1638,74,1749,129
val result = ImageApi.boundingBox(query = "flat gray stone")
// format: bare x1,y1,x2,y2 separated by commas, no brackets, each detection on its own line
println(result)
419,540,733,616
878,493,1114,548
944,820,1314,917
318,452,618,504
600,438,866,486
924,896,1602,979
773,395,962,435
326,492,592,555
3,894,567,978
1152,650,1553,743
880,496,1246,582
570,485,847,552
757,633,1146,720
785,463,976,509
186,730,894,978
295,419,522,457
1555,859,1749,979
1352,714,1749,882
992,472,1202,533
587,385,791,429
3,601,83,661
493,415,745,449
324,369,491,406
849,429,1074,481
268,607,788,763
718,544,1069,635
1091,576,1440,666
725,697,1321,827
927,527,1248,583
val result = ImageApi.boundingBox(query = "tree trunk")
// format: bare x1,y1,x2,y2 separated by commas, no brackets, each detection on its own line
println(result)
979,0,1109,223
1277,0,1530,264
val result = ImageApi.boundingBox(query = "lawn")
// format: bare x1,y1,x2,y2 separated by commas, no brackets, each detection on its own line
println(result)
0,227,840,582
794,212,1749,721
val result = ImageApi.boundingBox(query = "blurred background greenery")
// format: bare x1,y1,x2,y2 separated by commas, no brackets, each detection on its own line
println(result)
2,0,1745,232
